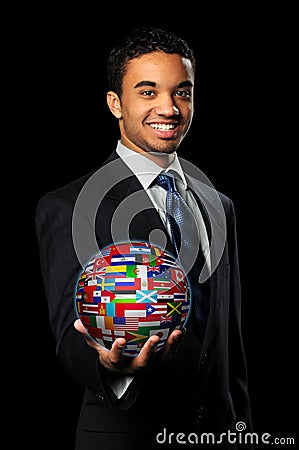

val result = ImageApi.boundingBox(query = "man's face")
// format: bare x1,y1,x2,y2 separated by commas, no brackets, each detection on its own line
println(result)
109,52,194,155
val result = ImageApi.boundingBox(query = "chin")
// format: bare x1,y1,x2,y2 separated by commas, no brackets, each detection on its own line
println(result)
149,149,176,156
150,142,178,155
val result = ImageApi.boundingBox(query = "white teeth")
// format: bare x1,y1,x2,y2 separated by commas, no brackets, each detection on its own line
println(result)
149,123,176,131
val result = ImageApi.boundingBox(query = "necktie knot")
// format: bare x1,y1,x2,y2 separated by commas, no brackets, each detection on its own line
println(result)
156,173,177,193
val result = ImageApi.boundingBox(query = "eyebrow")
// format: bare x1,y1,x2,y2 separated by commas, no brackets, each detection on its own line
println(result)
134,80,193,89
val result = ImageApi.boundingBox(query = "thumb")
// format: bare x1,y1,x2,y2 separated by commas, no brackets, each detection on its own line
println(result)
74,318,99,349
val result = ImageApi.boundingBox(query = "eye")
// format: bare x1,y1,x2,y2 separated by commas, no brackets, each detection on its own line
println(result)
175,90,191,98
141,90,155,96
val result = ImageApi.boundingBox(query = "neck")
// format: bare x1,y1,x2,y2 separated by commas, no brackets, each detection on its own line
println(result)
120,141,175,168
140,150,176,168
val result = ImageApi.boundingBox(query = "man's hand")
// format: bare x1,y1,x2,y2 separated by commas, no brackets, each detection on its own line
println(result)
74,319,184,375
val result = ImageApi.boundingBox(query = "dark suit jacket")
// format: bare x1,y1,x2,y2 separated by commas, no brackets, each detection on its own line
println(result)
35,150,253,449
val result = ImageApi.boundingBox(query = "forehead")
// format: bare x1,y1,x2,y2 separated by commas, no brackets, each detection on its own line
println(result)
124,52,194,87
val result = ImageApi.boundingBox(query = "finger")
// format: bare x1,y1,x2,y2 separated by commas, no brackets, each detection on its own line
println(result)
74,319,101,349
161,329,183,360
108,338,127,365
131,335,160,371
74,318,87,334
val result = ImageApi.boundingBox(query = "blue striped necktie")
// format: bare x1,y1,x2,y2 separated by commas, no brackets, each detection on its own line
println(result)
156,172,209,336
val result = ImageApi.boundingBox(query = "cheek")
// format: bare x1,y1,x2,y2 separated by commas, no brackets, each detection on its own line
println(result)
121,94,150,116
122,104,147,126
182,102,193,116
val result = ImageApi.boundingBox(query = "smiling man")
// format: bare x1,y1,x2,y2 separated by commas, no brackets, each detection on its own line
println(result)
35,27,253,450
107,51,194,157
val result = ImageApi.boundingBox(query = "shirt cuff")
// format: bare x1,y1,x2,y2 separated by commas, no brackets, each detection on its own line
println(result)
105,374,135,399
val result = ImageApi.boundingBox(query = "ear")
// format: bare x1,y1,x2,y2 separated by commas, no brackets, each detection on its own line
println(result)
107,91,122,119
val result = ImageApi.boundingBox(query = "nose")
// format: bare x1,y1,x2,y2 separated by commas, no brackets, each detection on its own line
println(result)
155,95,180,116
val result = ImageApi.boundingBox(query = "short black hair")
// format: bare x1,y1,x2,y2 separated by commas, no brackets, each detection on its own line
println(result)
107,27,195,97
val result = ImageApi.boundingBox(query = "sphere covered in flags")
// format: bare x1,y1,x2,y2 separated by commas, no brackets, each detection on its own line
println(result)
75,241,191,357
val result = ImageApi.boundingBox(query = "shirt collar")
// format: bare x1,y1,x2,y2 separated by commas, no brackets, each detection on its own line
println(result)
116,140,188,191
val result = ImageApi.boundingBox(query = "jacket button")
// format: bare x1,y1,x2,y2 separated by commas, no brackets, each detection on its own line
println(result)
197,405,204,418
200,352,209,366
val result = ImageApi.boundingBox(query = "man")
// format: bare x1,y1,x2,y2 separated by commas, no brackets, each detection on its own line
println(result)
36,27,253,449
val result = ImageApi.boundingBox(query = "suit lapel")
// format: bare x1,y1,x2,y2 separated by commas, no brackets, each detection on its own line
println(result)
97,153,175,255
183,171,227,356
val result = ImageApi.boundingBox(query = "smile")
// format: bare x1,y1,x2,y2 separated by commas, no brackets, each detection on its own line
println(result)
149,123,177,131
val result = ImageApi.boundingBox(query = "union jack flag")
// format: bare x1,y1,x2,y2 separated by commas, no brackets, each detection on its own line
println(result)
160,315,172,323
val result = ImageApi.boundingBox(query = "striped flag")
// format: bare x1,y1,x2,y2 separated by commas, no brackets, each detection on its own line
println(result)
84,278,99,286
111,256,136,265
105,266,127,277
130,244,151,254
115,278,135,287
115,303,147,317
81,303,99,314
158,294,174,300
148,278,172,291
146,303,167,316
115,278,141,291
157,257,177,268
100,248,111,257
112,294,136,303
174,292,187,302
138,318,161,327
113,317,139,331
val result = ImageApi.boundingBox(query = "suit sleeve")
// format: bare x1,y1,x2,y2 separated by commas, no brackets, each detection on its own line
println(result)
35,193,120,410
227,199,253,431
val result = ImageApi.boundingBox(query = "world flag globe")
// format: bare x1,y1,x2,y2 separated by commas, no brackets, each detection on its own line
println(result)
75,241,191,357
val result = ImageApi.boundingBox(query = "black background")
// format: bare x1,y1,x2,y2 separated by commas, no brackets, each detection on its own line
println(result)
19,5,297,449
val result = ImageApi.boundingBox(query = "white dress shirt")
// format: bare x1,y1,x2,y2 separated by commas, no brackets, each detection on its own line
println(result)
105,141,210,398
117,141,210,265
